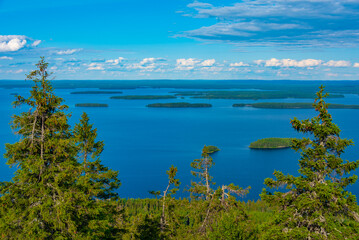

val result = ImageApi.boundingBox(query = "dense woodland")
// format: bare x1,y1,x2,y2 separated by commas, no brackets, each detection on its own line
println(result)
0,58,359,239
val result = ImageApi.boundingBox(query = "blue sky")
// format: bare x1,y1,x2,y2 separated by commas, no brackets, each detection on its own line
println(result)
1,0,359,80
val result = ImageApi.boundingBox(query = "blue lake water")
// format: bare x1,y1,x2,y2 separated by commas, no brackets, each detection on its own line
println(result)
1,86,359,200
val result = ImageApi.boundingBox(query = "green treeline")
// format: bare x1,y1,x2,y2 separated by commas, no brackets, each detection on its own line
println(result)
111,95,176,100
233,102,359,109
249,138,294,149
0,59,359,239
173,90,344,100
75,103,109,107
147,102,212,108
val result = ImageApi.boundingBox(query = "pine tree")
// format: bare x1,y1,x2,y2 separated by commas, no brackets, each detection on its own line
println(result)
189,145,215,200
261,86,359,239
0,58,122,239
189,145,250,234
160,165,180,233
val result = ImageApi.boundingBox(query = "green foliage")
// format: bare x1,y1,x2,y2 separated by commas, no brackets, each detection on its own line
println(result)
233,102,359,109
0,58,122,239
261,86,359,239
249,138,294,149
146,102,212,108
189,146,216,200
206,145,220,154
208,208,258,240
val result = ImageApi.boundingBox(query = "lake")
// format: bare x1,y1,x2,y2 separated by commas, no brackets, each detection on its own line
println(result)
1,82,359,200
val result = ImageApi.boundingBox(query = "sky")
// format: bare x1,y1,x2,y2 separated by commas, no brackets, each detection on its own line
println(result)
1,0,359,80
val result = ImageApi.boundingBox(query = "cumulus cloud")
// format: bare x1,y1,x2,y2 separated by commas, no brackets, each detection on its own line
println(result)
323,60,351,67
255,58,323,67
0,35,27,52
87,63,104,70
181,0,359,47
56,49,82,55
354,63,359,68
126,58,167,72
230,62,249,67
106,57,125,65
199,59,215,66
0,56,13,60
176,58,200,70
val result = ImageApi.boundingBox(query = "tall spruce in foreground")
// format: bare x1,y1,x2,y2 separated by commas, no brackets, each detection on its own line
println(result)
261,86,359,239
0,58,122,239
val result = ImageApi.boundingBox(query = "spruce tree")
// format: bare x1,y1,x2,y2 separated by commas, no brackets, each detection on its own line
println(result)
261,86,359,239
0,58,122,239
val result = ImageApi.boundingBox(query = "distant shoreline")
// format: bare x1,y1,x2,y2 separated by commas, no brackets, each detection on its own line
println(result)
147,102,212,108
233,102,359,109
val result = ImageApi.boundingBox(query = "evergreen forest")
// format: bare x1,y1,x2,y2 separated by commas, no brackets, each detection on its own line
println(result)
0,58,359,239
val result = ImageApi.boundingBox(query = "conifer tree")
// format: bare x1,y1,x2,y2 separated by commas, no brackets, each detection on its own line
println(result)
0,58,122,239
160,165,180,232
261,86,359,239
189,145,250,234
189,145,215,200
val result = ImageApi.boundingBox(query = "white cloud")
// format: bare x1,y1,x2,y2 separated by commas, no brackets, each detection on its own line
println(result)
176,58,200,70
56,49,82,55
0,35,27,52
230,62,249,67
327,73,339,77
353,63,359,68
106,57,125,65
32,40,42,47
87,63,104,70
255,58,322,67
324,60,351,67
199,59,216,66
0,56,13,60
140,58,158,65
7,69,24,74
127,58,166,71
183,1,359,47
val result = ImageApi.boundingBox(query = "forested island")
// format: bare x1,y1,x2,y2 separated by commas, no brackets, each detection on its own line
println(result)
173,90,344,100
75,103,109,107
249,138,294,149
234,102,359,109
1,59,359,239
110,95,176,100
71,91,123,94
147,102,212,108
206,145,220,154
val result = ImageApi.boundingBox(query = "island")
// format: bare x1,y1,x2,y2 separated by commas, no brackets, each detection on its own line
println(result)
146,102,212,108
249,138,294,149
233,102,359,109
71,91,123,94
207,145,220,154
173,90,344,100
75,103,109,107
110,95,176,100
